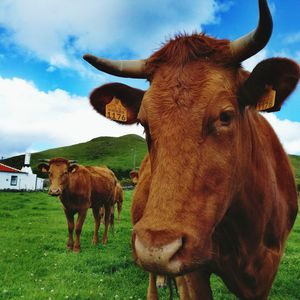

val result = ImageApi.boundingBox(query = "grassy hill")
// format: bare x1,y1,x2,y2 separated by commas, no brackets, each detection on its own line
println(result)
289,155,300,190
0,134,147,180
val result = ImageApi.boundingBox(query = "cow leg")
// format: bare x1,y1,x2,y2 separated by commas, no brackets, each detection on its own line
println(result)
64,210,75,250
92,207,101,245
117,200,123,221
147,273,159,300
102,203,111,244
73,209,88,252
176,276,190,299
110,205,115,234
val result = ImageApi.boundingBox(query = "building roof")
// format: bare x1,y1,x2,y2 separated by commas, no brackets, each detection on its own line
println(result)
0,163,23,173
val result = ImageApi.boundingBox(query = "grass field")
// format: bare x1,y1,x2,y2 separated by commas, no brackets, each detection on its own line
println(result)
0,191,299,300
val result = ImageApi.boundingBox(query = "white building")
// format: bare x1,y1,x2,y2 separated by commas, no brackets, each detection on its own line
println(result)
0,153,44,191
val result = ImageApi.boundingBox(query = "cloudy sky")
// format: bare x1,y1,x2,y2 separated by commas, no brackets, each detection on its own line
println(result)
0,0,299,158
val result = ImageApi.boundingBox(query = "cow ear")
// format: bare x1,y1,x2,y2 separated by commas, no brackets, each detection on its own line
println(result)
239,58,300,112
38,163,49,173
90,82,145,124
68,164,79,173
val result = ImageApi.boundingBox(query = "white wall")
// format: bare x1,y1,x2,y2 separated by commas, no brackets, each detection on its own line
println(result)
36,178,44,190
0,172,44,190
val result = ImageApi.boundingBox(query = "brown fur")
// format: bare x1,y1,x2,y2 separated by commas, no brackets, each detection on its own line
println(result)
114,182,124,220
146,33,232,79
89,33,299,299
38,158,117,251
129,170,139,185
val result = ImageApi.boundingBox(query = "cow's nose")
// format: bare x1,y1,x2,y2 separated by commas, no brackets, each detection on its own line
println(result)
134,234,183,274
48,188,61,196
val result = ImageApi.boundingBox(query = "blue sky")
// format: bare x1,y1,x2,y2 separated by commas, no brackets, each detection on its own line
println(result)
0,0,299,158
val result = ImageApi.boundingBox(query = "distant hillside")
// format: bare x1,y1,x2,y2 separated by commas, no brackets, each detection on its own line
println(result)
289,155,300,190
1,136,300,190
0,134,147,179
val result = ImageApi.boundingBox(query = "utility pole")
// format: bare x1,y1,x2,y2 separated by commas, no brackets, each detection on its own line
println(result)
132,148,136,170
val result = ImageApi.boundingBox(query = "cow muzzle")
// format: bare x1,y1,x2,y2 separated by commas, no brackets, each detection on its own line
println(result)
48,187,62,196
133,234,183,275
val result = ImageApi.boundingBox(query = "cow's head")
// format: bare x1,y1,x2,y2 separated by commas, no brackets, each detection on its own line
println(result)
129,170,139,186
38,158,78,196
84,0,299,275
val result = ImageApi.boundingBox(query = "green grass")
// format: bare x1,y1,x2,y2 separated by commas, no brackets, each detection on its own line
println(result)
0,191,299,300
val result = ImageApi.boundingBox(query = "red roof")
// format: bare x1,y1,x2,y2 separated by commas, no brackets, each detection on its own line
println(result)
0,163,22,173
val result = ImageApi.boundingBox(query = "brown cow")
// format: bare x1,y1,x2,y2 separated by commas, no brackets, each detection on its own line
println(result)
129,170,139,186
84,0,299,298
114,181,124,220
38,158,117,252
100,180,124,225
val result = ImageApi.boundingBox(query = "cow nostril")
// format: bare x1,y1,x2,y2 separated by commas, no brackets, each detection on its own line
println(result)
49,188,61,196
134,234,183,273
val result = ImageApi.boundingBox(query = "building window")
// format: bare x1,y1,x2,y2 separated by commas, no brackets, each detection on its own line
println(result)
10,175,18,186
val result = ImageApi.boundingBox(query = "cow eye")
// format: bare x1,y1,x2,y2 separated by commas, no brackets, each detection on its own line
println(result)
219,110,234,125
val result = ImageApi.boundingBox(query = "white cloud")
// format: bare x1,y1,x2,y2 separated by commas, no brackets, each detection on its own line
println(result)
263,113,300,155
0,76,144,158
0,0,222,76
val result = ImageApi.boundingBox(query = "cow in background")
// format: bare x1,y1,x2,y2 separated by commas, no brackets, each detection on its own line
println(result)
99,181,124,229
84,0,299,298
38,158,117,252
129,170,139,186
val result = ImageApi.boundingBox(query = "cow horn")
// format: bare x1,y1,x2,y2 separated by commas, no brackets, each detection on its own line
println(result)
83,54,147,78
230,0,273,62
38,159,50,163
68,160,77,164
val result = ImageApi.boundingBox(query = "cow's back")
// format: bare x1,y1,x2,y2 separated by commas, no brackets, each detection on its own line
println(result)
86,166,117,207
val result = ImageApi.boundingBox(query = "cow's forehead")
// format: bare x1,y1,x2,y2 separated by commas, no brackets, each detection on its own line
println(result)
50,162,68,170
141,62,238,119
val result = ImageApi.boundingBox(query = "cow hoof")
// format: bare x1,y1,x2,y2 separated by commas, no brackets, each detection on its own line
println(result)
92,239,99,245
73,246,80,253
102,239,108,244
67,244,74,251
